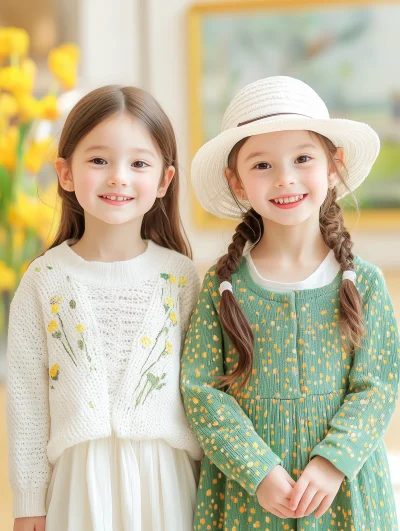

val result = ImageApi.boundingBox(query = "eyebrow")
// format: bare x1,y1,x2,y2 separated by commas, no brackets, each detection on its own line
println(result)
84,145,156,158
244,143,318,162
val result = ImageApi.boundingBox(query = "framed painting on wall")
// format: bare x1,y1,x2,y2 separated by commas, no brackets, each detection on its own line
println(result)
188,0,400,229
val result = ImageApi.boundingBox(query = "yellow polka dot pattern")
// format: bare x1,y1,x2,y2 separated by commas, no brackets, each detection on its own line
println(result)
181,257,399,530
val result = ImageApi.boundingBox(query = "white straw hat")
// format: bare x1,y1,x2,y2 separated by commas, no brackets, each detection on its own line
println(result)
191,76,380,219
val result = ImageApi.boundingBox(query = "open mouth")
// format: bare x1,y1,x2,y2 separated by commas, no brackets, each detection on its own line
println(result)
99,195,134,205
270,194,308,209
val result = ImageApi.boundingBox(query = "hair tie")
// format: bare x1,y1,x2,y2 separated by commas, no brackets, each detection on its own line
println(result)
219,281,233,295
342,270,357,284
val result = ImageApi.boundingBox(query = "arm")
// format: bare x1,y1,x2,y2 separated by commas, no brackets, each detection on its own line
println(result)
180,269,282,495
178,259,201,343
310,269,400,481
6,272,52,517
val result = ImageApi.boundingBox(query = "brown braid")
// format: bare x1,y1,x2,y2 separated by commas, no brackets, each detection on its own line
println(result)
216,209,263,388
320,187,363,348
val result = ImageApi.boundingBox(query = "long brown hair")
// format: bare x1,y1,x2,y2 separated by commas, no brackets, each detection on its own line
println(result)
47,85,191,257
217,132,363,389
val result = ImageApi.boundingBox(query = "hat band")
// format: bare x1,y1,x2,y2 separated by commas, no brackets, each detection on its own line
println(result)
238,112,313,127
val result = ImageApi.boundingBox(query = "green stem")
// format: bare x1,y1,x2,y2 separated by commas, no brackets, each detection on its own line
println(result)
143,382,157,405
12,123,32,201
61,340,77,367
57,314,76,361
135,380,149,408
133,319,169,395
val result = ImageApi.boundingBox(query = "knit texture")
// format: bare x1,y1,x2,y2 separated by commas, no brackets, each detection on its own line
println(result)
181,255,400,530
7,240,202,518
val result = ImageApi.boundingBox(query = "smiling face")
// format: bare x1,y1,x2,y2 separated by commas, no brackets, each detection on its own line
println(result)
226,130,339,226
56,111,174,227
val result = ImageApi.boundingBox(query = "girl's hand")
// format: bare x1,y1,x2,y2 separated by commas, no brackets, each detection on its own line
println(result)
14,517,46,531
256,465,297,519
290,456,345,518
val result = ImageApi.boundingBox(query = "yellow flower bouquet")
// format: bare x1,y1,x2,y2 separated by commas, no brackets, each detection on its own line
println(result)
0,27,80,338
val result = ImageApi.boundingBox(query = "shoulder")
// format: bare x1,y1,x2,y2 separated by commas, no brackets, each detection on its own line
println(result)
354,255,386,300
11,243,69,303
156,244,200,287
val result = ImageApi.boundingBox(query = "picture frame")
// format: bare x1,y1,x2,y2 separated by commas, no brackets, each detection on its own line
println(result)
188,0,400,229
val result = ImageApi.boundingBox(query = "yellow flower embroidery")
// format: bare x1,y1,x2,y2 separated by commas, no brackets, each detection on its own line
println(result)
47,320,58,332
51,304,59,314
49,364,59,380
179,276,187,287
168,275,177,284
165,297,174,308
76,324,84,333
170,312,178,325
141,336,152,347
165,342,173,355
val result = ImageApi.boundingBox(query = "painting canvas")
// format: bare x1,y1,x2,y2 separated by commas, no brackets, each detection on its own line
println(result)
188,0,400,228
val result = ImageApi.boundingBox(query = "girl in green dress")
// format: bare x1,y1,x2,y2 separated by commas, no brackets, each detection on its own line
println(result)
181,76,399,530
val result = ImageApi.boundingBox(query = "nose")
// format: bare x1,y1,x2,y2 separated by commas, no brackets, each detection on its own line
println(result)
273,165,297,188
107,174,128,187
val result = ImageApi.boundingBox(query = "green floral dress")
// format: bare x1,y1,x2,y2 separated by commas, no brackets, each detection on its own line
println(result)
181,256,399,531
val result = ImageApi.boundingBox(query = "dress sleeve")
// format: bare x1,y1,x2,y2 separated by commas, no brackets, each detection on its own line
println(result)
181,268,282,495
310,269,400,480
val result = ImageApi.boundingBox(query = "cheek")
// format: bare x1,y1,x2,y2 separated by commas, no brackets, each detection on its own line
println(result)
75,172,98,199
136,175,160,197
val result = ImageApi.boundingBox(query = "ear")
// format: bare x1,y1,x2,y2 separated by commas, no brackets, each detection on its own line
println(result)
157,165,175,198
225,167,248,201
328,148,344,188
55,158,74,192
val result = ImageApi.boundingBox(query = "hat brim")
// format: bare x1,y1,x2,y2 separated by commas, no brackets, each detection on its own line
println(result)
191,115,380,219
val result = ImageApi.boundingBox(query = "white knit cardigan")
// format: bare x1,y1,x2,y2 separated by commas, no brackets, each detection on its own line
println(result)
6,240,202,518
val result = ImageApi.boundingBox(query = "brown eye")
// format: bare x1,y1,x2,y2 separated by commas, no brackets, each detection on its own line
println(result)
254,162,271,170
296,156,311,164
132,161,149,168
91,158,107,165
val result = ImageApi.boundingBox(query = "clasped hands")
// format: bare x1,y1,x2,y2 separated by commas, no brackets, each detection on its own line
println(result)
256,456,345,519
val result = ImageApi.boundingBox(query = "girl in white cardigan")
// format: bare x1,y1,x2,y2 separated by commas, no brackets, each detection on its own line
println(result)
7,86,202,531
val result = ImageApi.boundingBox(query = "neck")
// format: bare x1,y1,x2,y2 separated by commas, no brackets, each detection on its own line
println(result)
71,213,147,262
252,212,330,266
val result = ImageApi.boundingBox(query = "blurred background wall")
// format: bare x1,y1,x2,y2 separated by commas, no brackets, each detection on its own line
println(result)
1,0,399,527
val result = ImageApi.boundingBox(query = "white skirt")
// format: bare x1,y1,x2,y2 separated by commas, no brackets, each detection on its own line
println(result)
45,436,199,531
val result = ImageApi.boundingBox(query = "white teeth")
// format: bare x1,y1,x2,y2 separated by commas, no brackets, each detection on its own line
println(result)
273,194,305,204
103,196,132,201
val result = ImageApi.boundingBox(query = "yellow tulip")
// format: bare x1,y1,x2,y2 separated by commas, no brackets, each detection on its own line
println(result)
13,229,25,252
39,94,59,121
20,58,37,78
0,126,18,170
0,260,16,291
24,138,53,174
16,93,41,123
0,66,34,94
58,43,80,62
0,28,29,57
0,92,18,117
0,31,7,62
7,194,38,231
48,43,79,90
